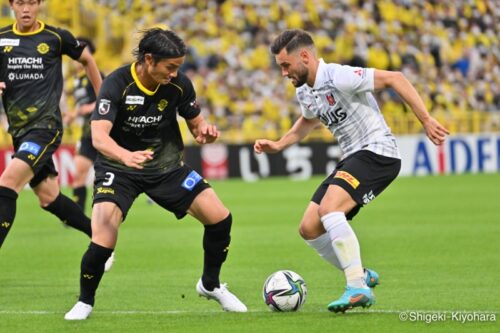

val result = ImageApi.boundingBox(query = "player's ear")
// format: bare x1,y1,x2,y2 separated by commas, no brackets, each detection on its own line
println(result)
144,53,154,66
298,49,307,64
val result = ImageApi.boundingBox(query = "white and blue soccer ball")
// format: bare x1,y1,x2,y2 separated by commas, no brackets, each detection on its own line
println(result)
263,270,307,312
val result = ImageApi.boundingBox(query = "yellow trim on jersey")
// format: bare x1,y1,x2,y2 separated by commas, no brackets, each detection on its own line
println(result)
33,130,60,166
122,81,136,99
13,20,45,36
0,30,13,36
130,62,159,96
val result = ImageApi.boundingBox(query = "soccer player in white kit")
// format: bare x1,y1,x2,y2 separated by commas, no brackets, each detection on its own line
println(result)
254,29,449,313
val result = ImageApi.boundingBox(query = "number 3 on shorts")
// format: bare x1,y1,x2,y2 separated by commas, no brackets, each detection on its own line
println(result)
103,172,115,186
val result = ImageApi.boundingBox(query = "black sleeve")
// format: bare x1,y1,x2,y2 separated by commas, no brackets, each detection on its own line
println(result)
177,77,201,120
91,73,122,124
58,28,86,60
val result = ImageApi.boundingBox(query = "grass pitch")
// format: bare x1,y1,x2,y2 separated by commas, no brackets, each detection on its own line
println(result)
0,174,498,332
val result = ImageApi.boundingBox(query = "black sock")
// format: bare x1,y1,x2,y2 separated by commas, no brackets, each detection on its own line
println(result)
0,186,18,249
79,242,114,306
42,193,92,237
202,213,232,291
73,186,87,211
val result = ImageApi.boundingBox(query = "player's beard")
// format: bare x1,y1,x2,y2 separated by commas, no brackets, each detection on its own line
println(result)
290,65,308,87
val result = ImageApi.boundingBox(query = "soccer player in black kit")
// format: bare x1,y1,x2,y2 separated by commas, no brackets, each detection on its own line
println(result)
64,28,247,320
0,1,103,249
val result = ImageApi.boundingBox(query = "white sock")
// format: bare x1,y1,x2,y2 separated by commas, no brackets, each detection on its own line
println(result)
321,211,367,289
305,233,342,270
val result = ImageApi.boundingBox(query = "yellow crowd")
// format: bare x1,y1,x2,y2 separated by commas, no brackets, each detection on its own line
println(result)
0,0,498,145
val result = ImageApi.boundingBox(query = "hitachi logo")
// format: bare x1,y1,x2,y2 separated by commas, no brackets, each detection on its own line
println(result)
8,57,43,65
127,115,163,123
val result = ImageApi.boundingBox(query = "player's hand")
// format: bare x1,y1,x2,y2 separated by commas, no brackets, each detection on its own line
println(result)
0,82,6,96
63,112,76,126
254,139,282,154
423,116,449,145
122,150,154,169
195,123,220,144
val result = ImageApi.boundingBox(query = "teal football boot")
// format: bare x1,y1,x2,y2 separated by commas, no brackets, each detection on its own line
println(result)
364,268,379,288
327,286,375,313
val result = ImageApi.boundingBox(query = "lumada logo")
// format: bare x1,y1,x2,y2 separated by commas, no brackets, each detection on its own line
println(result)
157,99,168,112
37,43,49,54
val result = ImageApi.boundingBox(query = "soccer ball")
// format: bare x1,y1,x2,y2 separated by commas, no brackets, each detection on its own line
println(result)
263,270,307,312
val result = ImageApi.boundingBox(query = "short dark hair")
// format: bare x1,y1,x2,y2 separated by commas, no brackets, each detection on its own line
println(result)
270,29,315,55
133,28,187,64
77,36,96,54
9,0,42,3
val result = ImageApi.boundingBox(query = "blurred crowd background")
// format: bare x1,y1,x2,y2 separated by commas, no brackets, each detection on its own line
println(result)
0,0,499,145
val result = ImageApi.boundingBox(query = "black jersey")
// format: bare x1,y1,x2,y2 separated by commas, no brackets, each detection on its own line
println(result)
74,71,103,138
0,21,85,137
92,63,201,173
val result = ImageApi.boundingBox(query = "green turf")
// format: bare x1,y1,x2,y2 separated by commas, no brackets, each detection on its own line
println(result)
0,174,498,332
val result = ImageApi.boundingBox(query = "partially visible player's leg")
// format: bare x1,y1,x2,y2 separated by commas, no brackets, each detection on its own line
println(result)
72,136,96,211
65,201,121,320
188,188,230,290
300,201,342,270
187,188,247,312
34,176,92,237
145,167,246,312
319,151,400,312
317,184,376,312
0,158,33,248
65,168,139,320
319,185,365,288
299,197,379,287
72,155,93,210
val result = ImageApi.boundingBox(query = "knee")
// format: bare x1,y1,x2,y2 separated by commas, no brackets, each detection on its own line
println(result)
37,190,59,207
298,224,310,240
317,204,333,218
33,178,60,207
298,220,323,240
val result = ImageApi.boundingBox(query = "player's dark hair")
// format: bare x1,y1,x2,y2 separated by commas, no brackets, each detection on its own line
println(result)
9,0,43,3
133,28,187,64
270,29,315,55
77,36,96,54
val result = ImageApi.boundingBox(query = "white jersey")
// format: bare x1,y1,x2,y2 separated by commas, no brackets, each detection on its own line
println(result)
297,59,401,160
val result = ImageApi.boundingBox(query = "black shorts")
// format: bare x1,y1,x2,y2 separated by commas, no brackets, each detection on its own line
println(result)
93,164,211,220
311,150,401,220
77,135,97,161
12,129,62,188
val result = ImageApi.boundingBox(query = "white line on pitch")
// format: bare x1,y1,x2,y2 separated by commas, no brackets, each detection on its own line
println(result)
0,309,498,315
